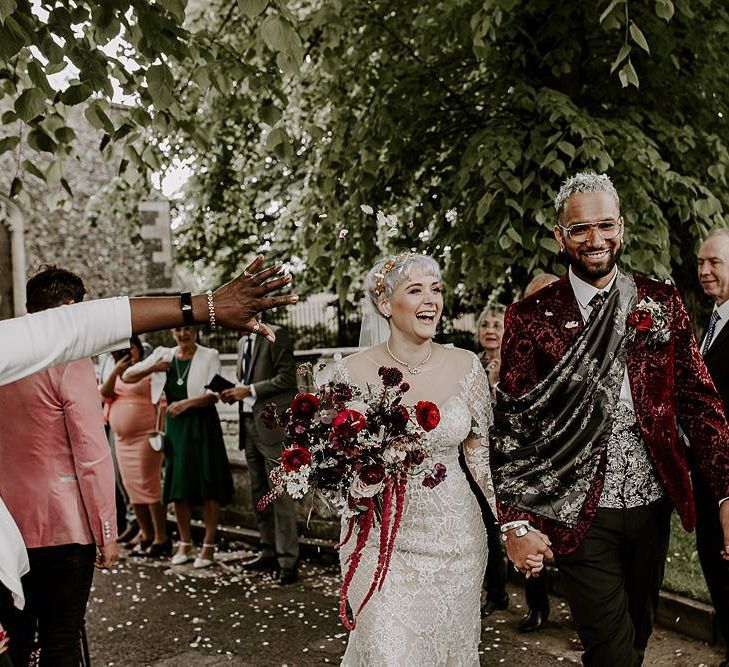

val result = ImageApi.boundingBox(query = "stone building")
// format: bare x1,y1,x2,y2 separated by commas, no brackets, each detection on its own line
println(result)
0,103,177,318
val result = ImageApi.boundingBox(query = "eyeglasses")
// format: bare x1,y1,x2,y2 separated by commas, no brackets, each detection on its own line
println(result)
558,218,623,243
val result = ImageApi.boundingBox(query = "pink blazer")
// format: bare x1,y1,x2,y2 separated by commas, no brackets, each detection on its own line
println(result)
0,359,117,548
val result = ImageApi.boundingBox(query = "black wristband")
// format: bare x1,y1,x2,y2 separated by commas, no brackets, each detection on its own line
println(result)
180,291,194,325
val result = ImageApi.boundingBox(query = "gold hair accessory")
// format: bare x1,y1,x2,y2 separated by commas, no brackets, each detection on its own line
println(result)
373,252,414,296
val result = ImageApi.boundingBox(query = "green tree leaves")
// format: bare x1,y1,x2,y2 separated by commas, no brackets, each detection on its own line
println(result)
14,87,45,121
147,62,175,109
174,0,729,315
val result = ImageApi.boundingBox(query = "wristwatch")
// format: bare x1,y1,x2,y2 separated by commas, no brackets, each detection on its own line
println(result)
180,291,194,326
500,524,529,542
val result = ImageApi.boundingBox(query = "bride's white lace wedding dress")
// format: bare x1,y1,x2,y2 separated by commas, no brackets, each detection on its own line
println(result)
334,347,496,666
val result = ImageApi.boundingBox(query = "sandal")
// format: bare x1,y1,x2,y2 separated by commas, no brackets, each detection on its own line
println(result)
193,543,216,569
171,542,193,566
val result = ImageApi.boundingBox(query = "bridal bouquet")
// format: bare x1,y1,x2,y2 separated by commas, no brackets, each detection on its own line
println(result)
258,364,444,629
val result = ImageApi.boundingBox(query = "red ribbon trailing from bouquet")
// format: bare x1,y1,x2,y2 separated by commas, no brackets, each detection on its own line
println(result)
337,475,407,630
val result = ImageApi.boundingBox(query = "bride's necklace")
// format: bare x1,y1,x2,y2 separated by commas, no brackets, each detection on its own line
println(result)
174,353,193,386
385,340,432,375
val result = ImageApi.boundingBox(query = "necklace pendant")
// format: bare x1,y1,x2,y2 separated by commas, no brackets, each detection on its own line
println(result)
177,378,184,386
409,367,420,375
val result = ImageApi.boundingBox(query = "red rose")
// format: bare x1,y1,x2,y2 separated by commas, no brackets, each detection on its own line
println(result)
627,310,653,332
280,445,312,472
290,393,320,420
332,409,367,435
415,401,440,432
358,463,386,486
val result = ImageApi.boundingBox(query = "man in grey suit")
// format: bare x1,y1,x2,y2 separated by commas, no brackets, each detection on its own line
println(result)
220,325,300,584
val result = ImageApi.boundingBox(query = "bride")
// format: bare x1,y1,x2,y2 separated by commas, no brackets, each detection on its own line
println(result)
333,252,509,665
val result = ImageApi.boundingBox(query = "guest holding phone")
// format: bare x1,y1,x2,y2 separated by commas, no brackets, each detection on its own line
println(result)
124,327,233,568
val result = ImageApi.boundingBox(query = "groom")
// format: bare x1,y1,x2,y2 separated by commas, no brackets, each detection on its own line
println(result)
493,172,729,666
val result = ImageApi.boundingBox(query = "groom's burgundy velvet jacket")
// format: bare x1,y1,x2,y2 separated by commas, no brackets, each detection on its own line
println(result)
497,273,729,555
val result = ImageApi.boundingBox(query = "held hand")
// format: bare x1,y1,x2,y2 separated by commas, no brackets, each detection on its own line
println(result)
504,529,553,574
212,256,299,341
720,500,729,561
152,360,172,373
220,386,251,404
95,542,119,569
0,622,8,654
166,400,189,417
523,553,545,578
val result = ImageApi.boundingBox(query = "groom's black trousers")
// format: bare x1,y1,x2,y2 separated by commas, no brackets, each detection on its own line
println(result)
554,499,672,667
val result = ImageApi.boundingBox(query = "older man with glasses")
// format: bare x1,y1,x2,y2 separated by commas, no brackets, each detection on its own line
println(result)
492,172,729,667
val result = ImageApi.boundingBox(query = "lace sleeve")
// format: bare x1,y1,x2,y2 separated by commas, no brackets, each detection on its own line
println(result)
461,352,497,517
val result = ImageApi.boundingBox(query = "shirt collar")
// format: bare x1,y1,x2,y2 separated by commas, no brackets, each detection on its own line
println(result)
714,298,729,321
568,266,618,310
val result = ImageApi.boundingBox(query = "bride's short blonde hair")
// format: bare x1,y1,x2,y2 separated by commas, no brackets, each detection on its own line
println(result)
364,253,441,317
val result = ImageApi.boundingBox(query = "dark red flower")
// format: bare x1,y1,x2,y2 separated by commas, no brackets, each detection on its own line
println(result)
280,445,312,472
359,463,386,486
422,462,447,488
628,310,653,332
332,409,367,436
400,382,410,392
389,405,410,431
290,393,320,420
332,383,353,403
378,366,404,387
261,403,279,431
415,401,440,432
406,449,426,466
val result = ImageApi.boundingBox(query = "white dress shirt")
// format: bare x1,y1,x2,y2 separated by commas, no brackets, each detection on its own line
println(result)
568,267,634,411
237,334,258,413
702,298,729,354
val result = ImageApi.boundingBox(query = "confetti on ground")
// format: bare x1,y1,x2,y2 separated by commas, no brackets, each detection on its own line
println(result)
84,539,723,666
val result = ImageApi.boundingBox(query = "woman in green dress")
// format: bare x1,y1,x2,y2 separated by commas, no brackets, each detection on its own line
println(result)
123,326,234,568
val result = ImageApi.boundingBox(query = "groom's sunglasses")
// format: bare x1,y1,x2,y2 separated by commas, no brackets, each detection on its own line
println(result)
558,218,623,244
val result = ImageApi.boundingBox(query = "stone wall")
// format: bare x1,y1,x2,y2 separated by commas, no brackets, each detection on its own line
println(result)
0,104,168,299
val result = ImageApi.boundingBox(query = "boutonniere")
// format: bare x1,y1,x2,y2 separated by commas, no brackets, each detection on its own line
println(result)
565,321,579,329
626,297,670,348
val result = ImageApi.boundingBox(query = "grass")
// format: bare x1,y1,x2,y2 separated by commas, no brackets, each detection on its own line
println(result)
663,512,711,604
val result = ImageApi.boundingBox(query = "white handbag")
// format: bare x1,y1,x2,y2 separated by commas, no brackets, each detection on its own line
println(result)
148,401,166,452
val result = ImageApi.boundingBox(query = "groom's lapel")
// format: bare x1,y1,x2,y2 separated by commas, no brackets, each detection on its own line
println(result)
545,276,584,354
625,278,668,414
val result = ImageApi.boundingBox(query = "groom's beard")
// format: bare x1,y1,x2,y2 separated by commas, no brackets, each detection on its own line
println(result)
568,240,622,282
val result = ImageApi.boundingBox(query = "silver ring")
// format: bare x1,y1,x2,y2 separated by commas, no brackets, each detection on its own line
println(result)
243,271,252,278
252,321,261,334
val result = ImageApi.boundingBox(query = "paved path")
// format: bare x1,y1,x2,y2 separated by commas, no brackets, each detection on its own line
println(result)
86,545,724,666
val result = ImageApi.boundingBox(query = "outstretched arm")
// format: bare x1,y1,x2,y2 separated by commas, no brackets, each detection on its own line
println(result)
0,256,298,387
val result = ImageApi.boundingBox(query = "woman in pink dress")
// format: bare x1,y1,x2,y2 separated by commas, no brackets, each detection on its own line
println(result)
100,337,170,557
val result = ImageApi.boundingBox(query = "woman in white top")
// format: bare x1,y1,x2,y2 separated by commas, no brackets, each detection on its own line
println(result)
124,327,233,568
0,257,294,648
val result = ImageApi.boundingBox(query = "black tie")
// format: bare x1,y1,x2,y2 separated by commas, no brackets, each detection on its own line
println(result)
588,291,607,312
243,336,253,384
702,311,720,356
